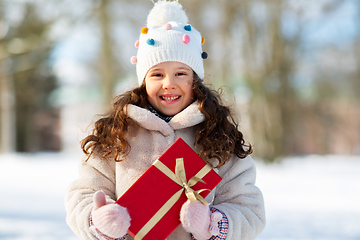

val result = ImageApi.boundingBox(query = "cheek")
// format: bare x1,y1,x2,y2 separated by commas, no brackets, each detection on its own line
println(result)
184,81,194,97
146,87,155,100
145,82,159,103
145,79,154,95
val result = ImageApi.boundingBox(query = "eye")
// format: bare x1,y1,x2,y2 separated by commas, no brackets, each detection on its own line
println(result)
176,72,186,76
151,73,163,77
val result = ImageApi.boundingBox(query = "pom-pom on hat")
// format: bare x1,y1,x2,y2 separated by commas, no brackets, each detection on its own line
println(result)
131,0,207,85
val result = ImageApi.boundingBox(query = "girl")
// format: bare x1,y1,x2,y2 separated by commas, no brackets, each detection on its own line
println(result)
65,1,265,240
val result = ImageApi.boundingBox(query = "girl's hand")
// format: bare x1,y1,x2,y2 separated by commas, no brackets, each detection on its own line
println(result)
180,200,222,240
90,190,131,239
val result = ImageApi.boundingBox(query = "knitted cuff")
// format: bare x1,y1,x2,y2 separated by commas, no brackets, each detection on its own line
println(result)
89,214,127,240
191,207,228,240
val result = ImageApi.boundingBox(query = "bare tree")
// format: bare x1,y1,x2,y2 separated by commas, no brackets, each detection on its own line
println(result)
0,1,61,152
0,0,16,153
96,0,118,106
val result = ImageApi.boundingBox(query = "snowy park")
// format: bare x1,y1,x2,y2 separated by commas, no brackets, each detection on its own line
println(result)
1,0,360,239
0,153,359,240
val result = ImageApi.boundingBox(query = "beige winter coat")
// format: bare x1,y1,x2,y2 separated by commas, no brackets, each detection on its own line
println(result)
65,102,266,240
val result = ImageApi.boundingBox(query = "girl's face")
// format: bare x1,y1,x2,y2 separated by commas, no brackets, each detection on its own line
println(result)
145,61,194,116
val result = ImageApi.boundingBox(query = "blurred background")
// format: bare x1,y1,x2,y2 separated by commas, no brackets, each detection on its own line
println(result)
0,0,359,239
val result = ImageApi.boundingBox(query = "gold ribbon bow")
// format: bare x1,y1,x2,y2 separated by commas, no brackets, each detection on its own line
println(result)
174,158,210,205
134,158,212,240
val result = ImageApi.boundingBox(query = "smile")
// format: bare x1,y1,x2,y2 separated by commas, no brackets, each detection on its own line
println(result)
161,96,180,101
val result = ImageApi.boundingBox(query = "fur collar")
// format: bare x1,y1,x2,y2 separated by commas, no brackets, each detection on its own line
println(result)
126,101,205,136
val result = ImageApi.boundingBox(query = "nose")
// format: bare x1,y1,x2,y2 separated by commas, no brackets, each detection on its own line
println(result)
162,75,176,89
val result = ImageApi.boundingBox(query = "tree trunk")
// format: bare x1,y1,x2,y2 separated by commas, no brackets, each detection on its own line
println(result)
0,59,16,153
98,0,117,106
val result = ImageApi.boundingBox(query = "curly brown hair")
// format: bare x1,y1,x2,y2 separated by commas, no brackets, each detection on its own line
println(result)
81,73,252,168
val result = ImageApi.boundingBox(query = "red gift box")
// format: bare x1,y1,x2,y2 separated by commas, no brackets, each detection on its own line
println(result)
115,138,222,240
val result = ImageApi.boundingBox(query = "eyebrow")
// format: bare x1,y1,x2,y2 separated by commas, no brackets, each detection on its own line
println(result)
177,67,192,71
149,67,191,72
149,67,162,71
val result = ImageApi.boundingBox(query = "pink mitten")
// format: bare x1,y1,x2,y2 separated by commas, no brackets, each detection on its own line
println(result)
90,190,131,239
180,200,222,240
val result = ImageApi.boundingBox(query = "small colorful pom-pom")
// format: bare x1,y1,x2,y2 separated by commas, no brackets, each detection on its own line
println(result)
184,25,191,31
164,23,172,30
130,56,137,64
182,34,190,44
147,39,155,45
135,40,140,48
201,52,208,59
141,27,148,34
201,37,205,45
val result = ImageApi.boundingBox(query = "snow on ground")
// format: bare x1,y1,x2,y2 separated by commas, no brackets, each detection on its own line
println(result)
0,153,79,240
0,153,359,240
256,155,360,240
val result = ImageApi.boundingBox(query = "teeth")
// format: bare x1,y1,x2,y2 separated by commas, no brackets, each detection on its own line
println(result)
162,96,180,101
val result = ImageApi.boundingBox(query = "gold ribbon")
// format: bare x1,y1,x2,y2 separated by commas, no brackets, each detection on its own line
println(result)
134,158,212,240
175,158,211,204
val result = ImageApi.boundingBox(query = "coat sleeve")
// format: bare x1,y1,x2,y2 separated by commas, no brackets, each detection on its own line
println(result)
65,155,117,240
212,155,266,240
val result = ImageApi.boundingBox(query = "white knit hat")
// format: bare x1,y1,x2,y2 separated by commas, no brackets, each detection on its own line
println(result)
130,0,207,85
